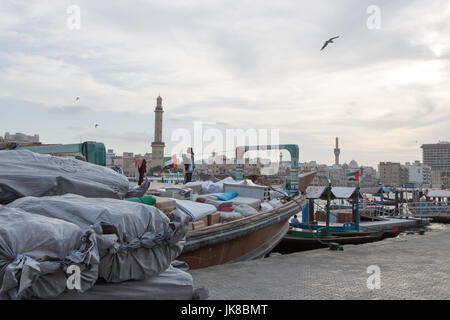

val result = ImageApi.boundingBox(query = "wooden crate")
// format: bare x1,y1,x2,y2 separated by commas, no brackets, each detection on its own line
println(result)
207,212,221,226
189,216,209,230
337,212,353,223
315,210,326,221
153,196,176,216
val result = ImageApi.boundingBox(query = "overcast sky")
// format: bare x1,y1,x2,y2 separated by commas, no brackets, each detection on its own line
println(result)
1,0,449,167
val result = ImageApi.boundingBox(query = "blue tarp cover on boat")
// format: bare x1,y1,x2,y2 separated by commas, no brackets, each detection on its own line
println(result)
208,192,238,201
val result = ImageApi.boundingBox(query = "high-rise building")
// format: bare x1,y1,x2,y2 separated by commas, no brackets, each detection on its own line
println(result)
334,137,340,165
378,162,409,187
421,142,450,188
151,96,165,168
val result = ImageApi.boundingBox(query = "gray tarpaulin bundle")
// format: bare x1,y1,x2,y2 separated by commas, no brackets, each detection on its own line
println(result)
53,264,199,300
0,206,99,300
0,149,149,204
9,194,190,283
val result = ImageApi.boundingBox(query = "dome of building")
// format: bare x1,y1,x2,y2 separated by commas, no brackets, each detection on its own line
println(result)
348,160,359,169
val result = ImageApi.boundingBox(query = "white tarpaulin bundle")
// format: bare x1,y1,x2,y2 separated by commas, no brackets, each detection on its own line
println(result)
175,200,216,221
8,194,190,283
187,177,236,194
0,206,99,300
0,150,149,204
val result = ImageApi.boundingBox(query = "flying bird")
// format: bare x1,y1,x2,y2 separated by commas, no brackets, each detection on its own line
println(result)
75,97,80,102
95,124,99,128
321,36,340,51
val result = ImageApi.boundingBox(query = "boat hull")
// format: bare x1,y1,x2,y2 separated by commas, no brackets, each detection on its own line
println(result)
431,216,450,223
274,230,384,252
178,195,306,269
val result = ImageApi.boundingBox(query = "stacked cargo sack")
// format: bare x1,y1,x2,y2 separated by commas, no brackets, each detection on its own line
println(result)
8,193,190,283
0,206,99,300
54,262,202,300
0,150,149,204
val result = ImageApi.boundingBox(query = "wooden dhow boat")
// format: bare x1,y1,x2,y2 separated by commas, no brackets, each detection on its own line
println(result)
178,145,315,269
179,193,307,269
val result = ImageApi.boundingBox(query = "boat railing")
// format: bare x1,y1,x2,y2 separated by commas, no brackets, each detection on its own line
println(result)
398,202,450,218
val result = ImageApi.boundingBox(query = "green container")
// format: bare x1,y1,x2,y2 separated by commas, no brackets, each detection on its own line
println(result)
80,142,106,166
125,195,157,206
19,141,106,166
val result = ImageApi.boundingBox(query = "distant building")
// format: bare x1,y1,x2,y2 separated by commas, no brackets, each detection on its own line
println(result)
4,132,39,143
421,142,450,188
111,152,153,178
111,156,124,170
106,149,116,166
404,161,431,187
143,153,152,174
122,152,135,177
359,166,379,187
378,162,409,187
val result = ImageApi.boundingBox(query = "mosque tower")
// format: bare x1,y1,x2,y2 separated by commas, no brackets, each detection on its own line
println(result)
334,137,340,165
151,96,165,168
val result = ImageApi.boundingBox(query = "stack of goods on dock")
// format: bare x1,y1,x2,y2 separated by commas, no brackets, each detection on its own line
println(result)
9,194,189,283
0,150,149,204
53,263,203,300
0,150,207,300
0,207,99,300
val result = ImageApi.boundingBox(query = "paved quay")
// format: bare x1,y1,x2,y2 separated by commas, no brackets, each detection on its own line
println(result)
189,224,450,299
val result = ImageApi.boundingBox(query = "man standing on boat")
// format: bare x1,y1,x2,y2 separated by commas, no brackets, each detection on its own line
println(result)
183,147,195,184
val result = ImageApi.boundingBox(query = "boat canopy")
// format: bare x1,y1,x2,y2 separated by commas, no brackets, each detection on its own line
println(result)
360,186,391,195
305,186,362,200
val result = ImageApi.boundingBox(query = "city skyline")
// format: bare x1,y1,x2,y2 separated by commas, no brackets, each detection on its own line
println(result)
0,1,449,167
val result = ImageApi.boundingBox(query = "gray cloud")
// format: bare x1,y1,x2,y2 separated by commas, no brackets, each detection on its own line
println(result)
46,105,95,115
0,0,449,166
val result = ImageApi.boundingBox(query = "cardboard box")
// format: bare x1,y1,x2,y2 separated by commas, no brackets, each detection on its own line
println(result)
189,216,208,230
148,182,165,193
208,212,221,226
173,183,203,194
158,189,191,200
153,196,176,216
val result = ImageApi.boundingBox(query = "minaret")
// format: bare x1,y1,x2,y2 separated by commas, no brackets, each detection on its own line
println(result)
151,96,165,168
334,137,340,165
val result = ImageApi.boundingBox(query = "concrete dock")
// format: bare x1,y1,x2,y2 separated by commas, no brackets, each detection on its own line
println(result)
359,217,429,231
189,224,450,299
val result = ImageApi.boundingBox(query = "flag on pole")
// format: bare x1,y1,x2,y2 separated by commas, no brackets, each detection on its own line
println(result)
164,155,177,168
346,171,359,181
